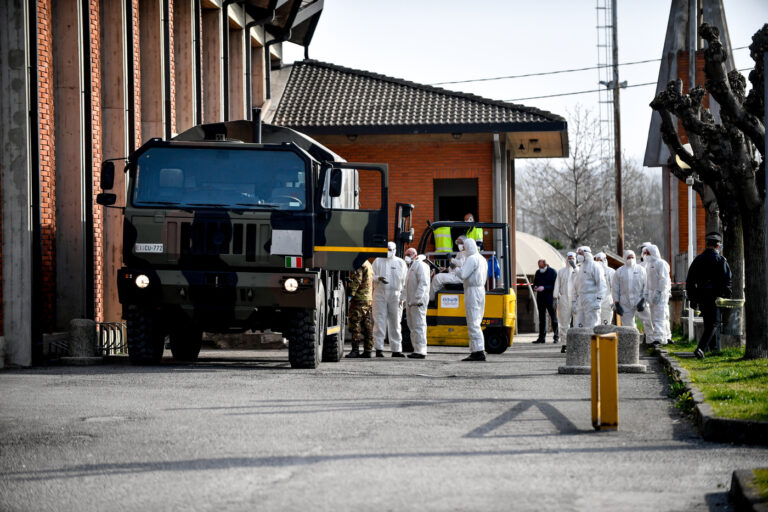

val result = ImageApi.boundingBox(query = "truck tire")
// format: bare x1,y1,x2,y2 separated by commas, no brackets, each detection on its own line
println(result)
484,328,509,354
126,305,166,364
322,282,345,362
288,282,325,369
169,324,203,362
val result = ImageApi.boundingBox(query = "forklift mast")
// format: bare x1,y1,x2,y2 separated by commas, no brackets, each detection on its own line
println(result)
393,203,415,258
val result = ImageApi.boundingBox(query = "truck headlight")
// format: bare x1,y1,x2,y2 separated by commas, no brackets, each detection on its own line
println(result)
135,274,150,289
283,278,299,292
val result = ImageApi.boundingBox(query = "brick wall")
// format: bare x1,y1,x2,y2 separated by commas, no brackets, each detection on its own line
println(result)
38,0,56,331
325,140,494,250
675,50,708,254
133,0,142,147
168,0,176,136
89,0,104,322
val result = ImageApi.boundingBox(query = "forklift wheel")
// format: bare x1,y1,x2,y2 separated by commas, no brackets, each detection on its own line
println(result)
484,329,509,354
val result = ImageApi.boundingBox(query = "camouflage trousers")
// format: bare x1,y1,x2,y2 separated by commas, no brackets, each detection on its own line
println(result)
348,300,373,351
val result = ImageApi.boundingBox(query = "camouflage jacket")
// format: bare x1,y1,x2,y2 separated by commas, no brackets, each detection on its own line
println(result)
348,260,373,302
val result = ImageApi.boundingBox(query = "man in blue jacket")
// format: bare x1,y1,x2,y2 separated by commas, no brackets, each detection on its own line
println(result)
533,259,559,344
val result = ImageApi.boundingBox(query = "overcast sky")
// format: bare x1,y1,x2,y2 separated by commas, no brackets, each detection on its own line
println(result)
283,0,767,174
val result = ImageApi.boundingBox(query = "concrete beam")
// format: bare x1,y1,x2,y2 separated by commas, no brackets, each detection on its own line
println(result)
101,0,128,323
53,0,86,329
0,0,33,366
229,26,244,120
140,0,164,141
202,6,222,122
174,0,195,132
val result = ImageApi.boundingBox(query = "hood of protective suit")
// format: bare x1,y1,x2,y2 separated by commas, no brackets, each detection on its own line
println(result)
464,238,479,256
416,254,426,262
387,241,396,259
648,245,660,259
595,252,607,268
624,250,636,267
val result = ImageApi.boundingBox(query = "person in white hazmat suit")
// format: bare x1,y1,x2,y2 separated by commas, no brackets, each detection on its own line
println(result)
372,242,408,357
594,252,615,325
572,246,605,330
635,242,655,339
456,238,488,361
429,236,467,302
404,247,430,359
645,244,672,345
612,250,647,327
553,252,577,345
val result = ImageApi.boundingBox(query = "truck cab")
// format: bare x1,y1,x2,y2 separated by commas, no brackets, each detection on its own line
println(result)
98,119,388,368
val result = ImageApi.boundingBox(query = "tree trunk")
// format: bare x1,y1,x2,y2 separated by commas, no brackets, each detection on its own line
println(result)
741,201,768,359
722,211,744,300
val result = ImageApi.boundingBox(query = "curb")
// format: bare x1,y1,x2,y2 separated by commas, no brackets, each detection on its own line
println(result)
730,469,768,512
655,348,768,446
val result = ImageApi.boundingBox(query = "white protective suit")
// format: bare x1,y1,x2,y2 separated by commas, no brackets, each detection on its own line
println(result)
372,243,408,353
572,247,605,329
636,243,655,335
612,250,647,327
430,245,467,301
645,245,671,343
456,238,487,353
595,252,615,325
553,252,577,342
405,254,430,355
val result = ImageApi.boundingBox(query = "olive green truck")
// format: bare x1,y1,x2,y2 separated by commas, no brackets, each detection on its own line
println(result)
97,117,388,368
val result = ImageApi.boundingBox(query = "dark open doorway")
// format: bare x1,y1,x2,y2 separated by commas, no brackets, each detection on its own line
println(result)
434,178,478,222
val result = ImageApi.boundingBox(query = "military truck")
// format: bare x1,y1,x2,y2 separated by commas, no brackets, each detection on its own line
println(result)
97,114,388,368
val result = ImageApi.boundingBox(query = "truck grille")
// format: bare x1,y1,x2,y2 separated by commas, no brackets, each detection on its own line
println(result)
173,220,271,262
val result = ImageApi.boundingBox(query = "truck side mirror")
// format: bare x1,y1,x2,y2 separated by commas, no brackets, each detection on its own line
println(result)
100,161,115,190
96,193,117,206
329,168,343,197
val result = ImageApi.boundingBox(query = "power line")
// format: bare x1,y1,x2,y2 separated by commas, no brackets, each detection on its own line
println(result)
506,81,656,102
503,66,753,102
430,46,750,86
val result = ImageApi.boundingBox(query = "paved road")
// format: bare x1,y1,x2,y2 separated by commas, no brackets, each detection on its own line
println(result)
1,334,766,511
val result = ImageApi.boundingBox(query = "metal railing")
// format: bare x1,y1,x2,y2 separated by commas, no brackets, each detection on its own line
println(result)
97,322,127,356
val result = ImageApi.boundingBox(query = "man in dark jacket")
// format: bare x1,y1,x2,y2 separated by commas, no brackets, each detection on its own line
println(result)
686,232,732,359
533,259,559,343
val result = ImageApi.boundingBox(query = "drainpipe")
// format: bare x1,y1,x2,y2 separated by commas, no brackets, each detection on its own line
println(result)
221,0,238,121
265,31,290,100
80,0,94,320
27,0,43,360
161,0,171,139
192,0,202,125
245,7,275,120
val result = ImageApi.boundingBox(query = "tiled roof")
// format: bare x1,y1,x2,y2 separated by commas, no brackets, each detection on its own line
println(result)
272,60,567,135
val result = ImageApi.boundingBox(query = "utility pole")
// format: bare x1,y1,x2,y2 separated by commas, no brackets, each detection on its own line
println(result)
611,0,624,256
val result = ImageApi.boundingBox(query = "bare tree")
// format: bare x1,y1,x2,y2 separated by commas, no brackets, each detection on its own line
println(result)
650,23,766,359
517,107,607,250
517,107,663,253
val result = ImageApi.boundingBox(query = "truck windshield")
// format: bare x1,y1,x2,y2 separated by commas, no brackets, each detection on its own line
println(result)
132,147,308,210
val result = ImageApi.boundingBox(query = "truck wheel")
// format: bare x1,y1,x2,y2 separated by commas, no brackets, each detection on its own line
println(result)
322,282,345,362
288,282,326,369
484,328,509,354
169,325,202,362
125,305,166,364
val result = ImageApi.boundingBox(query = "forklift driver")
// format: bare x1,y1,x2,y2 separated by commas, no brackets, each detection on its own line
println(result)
429,235,467,302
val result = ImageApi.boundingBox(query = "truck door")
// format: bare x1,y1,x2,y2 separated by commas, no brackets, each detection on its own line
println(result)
314,162,388,270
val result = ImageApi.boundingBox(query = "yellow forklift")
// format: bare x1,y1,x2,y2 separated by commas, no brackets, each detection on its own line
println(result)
394,211,515,354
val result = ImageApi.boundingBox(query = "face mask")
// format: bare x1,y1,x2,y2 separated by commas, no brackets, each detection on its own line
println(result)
387,250,394,259
405,256,412,264
466,217,474,222
717,244,723,254
457,244,464,252
627,258,635,267
538,267,546,272
568,259,576,269
577,254,585,264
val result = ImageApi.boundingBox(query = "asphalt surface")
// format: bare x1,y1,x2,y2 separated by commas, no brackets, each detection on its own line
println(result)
1,333,766,512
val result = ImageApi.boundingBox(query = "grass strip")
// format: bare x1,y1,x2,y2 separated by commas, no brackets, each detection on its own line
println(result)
665,336,768,422
754,469,768,499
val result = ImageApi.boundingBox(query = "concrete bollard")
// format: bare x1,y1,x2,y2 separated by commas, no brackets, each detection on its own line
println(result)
61,319,102,365
592,324,646,373
558,327,593,374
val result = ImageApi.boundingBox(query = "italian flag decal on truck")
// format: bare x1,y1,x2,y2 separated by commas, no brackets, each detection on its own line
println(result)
285,256,303,268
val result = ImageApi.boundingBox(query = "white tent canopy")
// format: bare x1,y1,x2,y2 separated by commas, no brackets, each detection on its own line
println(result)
516,231,566,275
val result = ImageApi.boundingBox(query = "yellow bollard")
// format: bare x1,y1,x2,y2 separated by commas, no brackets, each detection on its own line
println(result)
591,333,619,430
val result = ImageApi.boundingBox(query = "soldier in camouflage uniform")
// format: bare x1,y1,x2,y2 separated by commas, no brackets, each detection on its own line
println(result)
345,259,374,358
